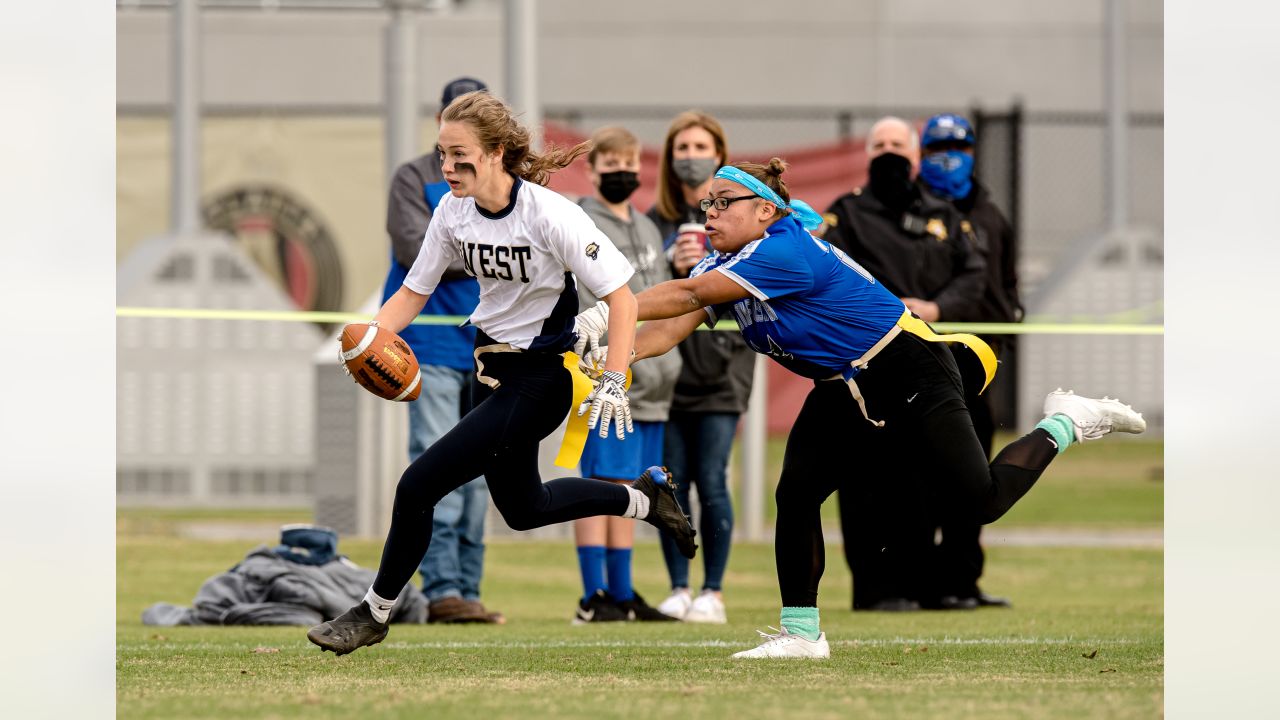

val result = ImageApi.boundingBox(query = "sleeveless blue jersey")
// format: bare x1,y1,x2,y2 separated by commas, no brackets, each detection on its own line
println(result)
694,216,905,380
382,180,479,371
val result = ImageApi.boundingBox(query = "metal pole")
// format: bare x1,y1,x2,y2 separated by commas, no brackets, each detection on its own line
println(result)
1105,0,1129,233
504,0,541,148
171,0,201,234
741,355,768,541
385,0,421,181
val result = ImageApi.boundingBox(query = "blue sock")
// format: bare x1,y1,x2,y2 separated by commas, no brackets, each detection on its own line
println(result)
605,547,634,601
577,545,607,602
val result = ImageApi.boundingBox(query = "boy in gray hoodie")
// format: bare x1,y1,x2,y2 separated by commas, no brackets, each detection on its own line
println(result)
570,126,683,624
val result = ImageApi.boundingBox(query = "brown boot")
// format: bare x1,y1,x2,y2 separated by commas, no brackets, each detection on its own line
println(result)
466,600,506,625
427,596,486,624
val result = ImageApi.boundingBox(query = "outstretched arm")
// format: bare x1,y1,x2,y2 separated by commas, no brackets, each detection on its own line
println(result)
633,311,708,361
373,285,431,334
599,284,637,375
635,268,750,321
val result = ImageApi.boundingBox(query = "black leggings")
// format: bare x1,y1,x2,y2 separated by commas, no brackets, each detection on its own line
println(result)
371,348,630,599
774,332,1057,608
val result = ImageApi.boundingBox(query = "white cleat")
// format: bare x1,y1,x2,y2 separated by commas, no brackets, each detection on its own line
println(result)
731,627,830,659
1043,389,1147,442
656,589,692,620
684,591,727,624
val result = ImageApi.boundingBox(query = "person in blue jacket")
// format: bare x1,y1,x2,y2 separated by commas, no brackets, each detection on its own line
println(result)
574,158,1146,658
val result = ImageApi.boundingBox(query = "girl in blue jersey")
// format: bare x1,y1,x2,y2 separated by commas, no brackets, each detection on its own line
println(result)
576,158,1145,658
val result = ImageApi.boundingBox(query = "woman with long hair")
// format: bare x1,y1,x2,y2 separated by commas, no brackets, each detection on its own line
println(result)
645,111,755,624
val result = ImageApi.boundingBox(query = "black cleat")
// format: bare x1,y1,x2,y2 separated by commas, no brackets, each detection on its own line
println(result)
572,589,629,625
307,601,389,656
633,466,697,559
618,590,679,622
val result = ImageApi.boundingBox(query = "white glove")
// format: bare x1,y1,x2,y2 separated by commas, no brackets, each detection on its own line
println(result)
572,301,609,359
577,345,637,381
338,349,352,376
577,345,610,380
337,320,379,378
577,369,633,439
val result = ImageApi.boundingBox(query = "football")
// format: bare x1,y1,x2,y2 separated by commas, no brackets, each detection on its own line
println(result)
338,323,422,402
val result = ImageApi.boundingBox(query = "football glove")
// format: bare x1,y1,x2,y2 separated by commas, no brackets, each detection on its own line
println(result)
577,369,633,439
572,301,609,359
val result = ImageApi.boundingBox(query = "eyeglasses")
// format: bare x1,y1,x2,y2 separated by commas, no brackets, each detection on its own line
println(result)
700,194,758,212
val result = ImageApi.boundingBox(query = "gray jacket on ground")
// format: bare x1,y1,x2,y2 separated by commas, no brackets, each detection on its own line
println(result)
576,197,682,422
141,546,428,626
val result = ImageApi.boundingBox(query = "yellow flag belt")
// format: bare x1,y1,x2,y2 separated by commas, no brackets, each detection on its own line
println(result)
896,310,998,393
554,353,631,469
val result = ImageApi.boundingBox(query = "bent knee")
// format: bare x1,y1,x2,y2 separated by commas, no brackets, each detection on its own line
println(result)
498,509,539,532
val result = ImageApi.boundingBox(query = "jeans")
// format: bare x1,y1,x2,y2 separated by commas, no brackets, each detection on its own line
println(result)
411,364,490,602
660,410,738,592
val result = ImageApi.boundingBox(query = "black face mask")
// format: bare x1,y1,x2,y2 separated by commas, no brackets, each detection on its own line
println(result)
867,152,917,213
598,170,640,204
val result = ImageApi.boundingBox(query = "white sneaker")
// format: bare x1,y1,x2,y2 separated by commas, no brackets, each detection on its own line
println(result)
1043,389,1146,442
731,626,830,659
656,589,692,620
683,591,727,624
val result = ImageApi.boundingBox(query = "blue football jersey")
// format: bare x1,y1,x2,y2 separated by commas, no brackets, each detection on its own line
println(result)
693,217,905,380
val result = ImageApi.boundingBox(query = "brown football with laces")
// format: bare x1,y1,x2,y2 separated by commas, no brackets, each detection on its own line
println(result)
338,323,421,402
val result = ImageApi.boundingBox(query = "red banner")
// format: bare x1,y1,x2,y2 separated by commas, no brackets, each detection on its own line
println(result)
543,122,872,225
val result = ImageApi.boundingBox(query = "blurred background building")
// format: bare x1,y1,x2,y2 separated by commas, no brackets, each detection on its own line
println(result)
116,0,1163,530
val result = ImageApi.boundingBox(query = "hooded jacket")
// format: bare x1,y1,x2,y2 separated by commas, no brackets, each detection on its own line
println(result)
577,197,682,422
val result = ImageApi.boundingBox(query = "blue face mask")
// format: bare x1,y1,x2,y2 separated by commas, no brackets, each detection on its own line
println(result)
920,150,974,201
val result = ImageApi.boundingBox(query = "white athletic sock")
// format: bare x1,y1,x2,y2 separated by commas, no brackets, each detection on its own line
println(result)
363,587,396,624
622,486,650,520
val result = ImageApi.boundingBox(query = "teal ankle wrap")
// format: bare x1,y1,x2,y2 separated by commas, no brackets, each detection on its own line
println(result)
780,606,820,642
1036,414,1075,455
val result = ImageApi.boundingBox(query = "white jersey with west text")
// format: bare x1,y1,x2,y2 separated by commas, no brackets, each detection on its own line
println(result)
403,178,634,351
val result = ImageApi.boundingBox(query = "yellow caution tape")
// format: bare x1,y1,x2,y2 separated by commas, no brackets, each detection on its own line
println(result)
115,307,1163,336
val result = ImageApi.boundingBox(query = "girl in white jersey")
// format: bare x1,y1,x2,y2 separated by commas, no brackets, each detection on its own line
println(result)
307,92,697,657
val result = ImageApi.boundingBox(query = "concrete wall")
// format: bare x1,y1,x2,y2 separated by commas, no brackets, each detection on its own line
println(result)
117,0,1163,114
116,0,1163,307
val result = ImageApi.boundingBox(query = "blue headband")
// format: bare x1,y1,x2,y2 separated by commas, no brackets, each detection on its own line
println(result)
713,166,824,232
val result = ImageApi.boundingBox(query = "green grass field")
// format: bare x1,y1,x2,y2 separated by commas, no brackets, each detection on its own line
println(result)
118,439,1163,719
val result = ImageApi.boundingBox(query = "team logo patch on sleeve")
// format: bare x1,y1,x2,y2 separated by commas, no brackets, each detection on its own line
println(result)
585,242,600,260
926,218,949,242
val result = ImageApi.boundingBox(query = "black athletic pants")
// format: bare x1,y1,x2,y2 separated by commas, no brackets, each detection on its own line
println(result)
371,345,630,599
837,342,1000,608
931,343,1000,601
776,331,1056,608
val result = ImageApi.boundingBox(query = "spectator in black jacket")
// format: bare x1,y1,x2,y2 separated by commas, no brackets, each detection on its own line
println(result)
917,113,1024,610
646,111,755,624
819,115,986,611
